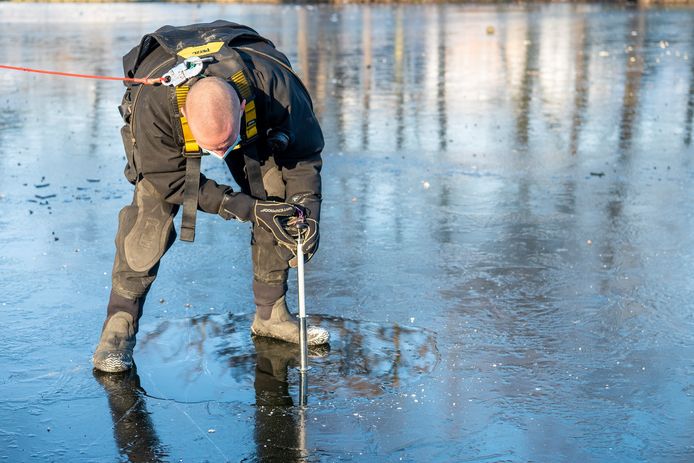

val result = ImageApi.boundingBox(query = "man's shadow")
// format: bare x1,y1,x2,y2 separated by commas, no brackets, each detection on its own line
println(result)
93,337,327,462
92,367,167,463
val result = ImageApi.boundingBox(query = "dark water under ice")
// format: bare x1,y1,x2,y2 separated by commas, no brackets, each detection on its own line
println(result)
1,3,693,462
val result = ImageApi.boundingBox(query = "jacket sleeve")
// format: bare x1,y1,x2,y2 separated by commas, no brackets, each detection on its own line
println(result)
132,84,231,214
264,71,324,220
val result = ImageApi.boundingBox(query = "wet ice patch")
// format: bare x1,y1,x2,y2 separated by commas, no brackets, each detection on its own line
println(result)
134,313,439,404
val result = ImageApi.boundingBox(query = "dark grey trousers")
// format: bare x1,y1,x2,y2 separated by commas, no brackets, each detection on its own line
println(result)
109,165,290,319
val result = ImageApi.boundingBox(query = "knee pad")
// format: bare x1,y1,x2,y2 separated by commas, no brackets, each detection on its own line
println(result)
123,179,176,272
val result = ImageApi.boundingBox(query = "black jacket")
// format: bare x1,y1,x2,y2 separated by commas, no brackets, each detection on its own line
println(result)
119,21,323,219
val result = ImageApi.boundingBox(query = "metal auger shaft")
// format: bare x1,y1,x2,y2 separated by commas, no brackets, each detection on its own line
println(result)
297,224,309,375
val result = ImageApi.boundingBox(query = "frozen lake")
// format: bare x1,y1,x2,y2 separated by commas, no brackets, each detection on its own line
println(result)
1,3,693,462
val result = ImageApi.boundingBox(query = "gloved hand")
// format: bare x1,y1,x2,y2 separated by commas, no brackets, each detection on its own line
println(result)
284,215,319,267
219,193,320,267
252,200,303,249
218,193,300,249
277,198,319,267
255,202,319,267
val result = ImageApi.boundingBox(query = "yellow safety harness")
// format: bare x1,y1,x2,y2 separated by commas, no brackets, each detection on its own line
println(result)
174,85,199,154
173,73,259,156
171,46,263,241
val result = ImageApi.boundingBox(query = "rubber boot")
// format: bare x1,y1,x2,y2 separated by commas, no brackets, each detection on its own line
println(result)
251,296,329,346
93,292,141,373
93,311,137,373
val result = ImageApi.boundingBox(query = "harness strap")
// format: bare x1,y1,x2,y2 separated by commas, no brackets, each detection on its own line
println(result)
244,144,267,200
181,157,202,242
174,85,206,242
175,85,201,154
173,64,267,241
241,99,266,200
231,69,266,200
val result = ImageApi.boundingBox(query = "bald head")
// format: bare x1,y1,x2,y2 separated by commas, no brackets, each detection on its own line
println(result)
183,77,243,153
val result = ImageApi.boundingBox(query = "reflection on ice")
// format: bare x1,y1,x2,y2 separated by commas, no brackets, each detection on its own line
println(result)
93,368,168,463
92,314,438,462
135,313,439,403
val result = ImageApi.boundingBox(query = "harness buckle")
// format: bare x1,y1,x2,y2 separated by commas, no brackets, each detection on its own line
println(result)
182,149,208,159
162,56,213,87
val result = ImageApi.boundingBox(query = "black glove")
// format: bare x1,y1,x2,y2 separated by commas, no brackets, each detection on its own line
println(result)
219,194,298,249
219,193,319,266
286,217,319,267
252,200,302,249
218,191,255,222
288,193,320,258
282,201,319,267
219,192,300,250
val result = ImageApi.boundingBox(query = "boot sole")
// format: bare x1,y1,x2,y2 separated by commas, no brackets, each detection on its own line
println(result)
92,352,133,373
251,325,330,346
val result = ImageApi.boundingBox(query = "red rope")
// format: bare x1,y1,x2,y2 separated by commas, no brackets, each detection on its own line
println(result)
0,64,163,85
